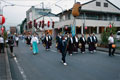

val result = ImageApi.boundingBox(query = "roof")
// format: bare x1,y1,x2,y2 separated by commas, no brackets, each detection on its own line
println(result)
56,0,120,16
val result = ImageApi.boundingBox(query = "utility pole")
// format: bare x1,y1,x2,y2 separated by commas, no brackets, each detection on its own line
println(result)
73,0,76,35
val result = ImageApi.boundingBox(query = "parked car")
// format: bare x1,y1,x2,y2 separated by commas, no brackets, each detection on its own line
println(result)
116,31,120,40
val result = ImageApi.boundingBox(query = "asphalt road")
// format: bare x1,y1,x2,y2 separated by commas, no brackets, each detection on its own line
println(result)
9,40,120,80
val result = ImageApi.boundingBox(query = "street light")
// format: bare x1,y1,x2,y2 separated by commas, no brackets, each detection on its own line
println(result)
1,4,15,15
55,4,64,33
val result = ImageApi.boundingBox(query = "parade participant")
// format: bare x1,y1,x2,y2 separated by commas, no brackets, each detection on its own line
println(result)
79,34,86,53
0,35,4,53
8,36,15,57
59,35,67,66
108,33,115,56
31,33,39,55
44,33,50,50
68,33,74,56
73,34,79,53
15,35,19,47
56,33,62,51
92,33,98,52
87,34,94,53
48,33,52,47
26,35,31,45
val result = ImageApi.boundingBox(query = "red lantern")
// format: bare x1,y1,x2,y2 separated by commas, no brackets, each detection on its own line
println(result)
39,21,41,28
85,26,87,30
47,21,50,27
1,27,4,34
65,26,68,29
109,24,112,28
52,21,54,28
42,20,44,28
0,15,5,25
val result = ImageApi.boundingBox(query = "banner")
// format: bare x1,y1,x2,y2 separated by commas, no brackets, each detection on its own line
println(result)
71,24,75,37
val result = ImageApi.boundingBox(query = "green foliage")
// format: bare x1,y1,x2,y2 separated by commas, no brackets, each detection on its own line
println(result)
101,27,117,45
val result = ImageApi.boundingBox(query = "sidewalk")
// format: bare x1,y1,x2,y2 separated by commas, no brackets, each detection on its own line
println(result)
0,48,12,80
97,47,120,54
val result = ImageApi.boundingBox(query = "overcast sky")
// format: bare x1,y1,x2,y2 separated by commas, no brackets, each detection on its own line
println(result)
0,0,120,30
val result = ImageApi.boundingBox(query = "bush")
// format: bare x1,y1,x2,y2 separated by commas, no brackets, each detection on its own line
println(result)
101,27,116,46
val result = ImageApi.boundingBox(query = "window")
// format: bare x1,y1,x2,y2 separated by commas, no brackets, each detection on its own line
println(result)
104,3,108,7
96,2,101,6
68,13,71,20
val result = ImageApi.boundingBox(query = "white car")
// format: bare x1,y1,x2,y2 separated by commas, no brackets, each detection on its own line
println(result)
116,31,120,40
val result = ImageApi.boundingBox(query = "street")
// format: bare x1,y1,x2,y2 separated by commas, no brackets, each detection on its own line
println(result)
7,40,120,80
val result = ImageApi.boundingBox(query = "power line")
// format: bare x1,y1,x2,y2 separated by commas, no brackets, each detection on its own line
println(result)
1,0,42,7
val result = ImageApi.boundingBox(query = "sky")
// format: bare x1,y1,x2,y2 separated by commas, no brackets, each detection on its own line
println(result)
0,0,120,30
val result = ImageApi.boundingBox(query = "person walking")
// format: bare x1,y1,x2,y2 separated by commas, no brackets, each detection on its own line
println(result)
31,33,39,55
68,33,74,56
8,36,15,57
73,34,79,53
87,34,94,53
108,33,115,56
44,33,51,50
92,33,98,52
79,34,86,53
59,36,68,66
0,35,4,53
15,35,19,47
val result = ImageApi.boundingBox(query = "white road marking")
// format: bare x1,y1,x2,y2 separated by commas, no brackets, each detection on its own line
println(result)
14,57,27,80
50,50,57,53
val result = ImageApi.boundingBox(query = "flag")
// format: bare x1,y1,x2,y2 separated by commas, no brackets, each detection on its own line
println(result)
71,24,75,37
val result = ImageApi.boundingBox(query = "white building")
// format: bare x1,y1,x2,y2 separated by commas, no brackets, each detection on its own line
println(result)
54,0,120,38
26,6,59,36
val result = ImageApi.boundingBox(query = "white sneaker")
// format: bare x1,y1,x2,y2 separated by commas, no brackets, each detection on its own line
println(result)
61,60,63,63
94,50,96,52
63,63,67,66
70,54,72,56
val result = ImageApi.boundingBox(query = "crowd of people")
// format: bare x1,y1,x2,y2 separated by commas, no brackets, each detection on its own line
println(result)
0,32,116,66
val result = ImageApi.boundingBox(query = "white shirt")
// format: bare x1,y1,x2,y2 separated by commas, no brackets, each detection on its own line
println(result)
90,37,92,42
71,37,73,43
93,36,96,41
31,36,39,44
82,37,85,42
75,37,78,42
108,36,114,44
46,37,48,41
15,37,19,41
0,37,4,43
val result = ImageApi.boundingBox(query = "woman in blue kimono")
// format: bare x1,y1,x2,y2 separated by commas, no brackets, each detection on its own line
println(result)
31,33,39,55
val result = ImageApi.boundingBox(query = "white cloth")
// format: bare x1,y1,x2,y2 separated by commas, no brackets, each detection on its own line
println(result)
90,37,92,42
75,37,78,42
15,37,19,41
71,37,73,43
0,37,4,43
82,37,85,42
93,36,96,41
108,36,114,44
31,36,39,44
46,37,48,41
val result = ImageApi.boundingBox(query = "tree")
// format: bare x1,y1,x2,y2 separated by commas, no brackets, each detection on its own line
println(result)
101,25,116,47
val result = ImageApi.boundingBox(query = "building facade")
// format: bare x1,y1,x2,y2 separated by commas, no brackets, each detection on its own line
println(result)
54,0,120,38
26,6,59,36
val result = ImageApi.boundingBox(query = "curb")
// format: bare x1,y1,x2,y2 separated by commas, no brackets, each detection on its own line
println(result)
96,48,120,54
5,48,12,80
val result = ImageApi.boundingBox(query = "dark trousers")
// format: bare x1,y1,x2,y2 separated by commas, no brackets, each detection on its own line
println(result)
46,42,50,49
68,44,73,54
16,41,19,46
93,43,97,50
81,44,85,52
10,46,13,53
88,42,94,51
109,44,115,56
62,52,67,63
0,43,4,53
